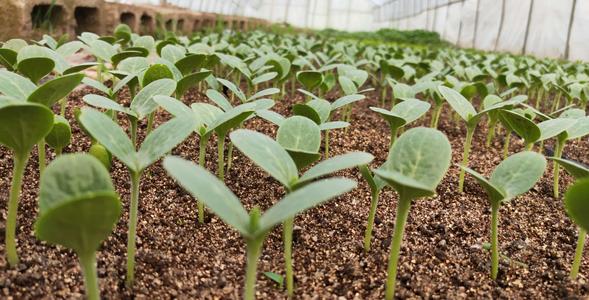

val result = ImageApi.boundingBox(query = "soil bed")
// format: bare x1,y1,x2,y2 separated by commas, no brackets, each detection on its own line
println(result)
0,84,587,299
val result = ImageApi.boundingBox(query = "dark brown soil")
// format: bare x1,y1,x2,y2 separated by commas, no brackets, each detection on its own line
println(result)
0,83,588,299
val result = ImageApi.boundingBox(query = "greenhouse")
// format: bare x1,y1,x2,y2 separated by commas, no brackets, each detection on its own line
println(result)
0,0,588,299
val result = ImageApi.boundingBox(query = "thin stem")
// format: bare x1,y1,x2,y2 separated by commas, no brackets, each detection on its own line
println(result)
146,112,155,136
5,153,28,266
244,237,264,300
381,85,387,106
59,98,67,116
126,171,142,287
79,253,100,300
389,126,399,148
430,105,443,128
485,119,497,147
535,88,544,109
197,135,208,224
385,195,412,300
217,132,226,180
503,130,512,159
458,126,475,193
571,227,586,280
553,137,566,198
363,191,380,252
324,130,330,159
283,217,294,298
226,142,234,174
525,142,534,151
129,117,138,148
38,139,46,175
490,201,500,280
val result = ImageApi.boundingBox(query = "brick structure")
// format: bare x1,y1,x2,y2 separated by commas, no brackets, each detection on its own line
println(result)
0,0,270,41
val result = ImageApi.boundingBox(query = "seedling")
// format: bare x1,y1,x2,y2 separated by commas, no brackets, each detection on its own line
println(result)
373,127,451,300
0,101,54,266
263,272,284,290
461,151,546,279
359,165,387,252
163,156,356,300
293,90,365,157
35,154,121,300
370,98,431,147
230,129,373,297
154,96,256,221
82,78,177,145
564,179,589,280
79,107,197,286
551,116,589,198
548,157,589,279
45,115,71,156
438,86,526,192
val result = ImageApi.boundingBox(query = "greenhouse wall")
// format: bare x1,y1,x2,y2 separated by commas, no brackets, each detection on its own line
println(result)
373,0,588,61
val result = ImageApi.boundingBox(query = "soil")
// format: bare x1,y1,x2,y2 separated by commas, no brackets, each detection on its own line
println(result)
0,82,588,300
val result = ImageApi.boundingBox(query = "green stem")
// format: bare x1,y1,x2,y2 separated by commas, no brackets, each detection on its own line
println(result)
146,112,155,136
244,237,264,300
197,135,208,224
79,253,100,300
571,228,586,280
59,98,67,116
430,104,442,128
503,130,512,159
97,59,103,82
126,171,141,287
485,119,497,147
324,130,330,159
535,88,544,109
389,126,399,148
283,217,294,298
553,136,566,198
381,85,387,106
490,201,500,280
129,117,138,148
38,139,46,175
385,195,412,300
363,191,380,252
458,126,475,193
525,142,533,151
217,132,226,180
5,153,28,267
226,142,234,174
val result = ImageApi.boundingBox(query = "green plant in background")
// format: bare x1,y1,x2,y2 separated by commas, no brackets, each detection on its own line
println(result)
44,115,71,156
548,157,589,279
35,154,121,300
461,152,546,280
372,127,451,300
79,107,197,286
438,86,526,193
82,78,177,145
230,129,373,297
370,98,431,147
164,156,357,300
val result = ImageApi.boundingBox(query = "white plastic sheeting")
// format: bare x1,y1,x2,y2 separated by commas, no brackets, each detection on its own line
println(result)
374,0,588,61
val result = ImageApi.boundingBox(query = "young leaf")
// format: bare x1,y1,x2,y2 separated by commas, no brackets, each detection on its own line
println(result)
375,127,451,199
163,156,251,236
28,73,84,107
130,78,177,119
299,152,374,183
259,178,356,233
230,129,299,188
79,107,137,171
489,151,546,201
547,157,589,179
438,86,476,121
565,179,589,233
35,154,121,254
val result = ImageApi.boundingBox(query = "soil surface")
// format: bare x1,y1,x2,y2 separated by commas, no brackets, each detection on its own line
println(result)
0,82,588,299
